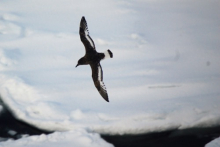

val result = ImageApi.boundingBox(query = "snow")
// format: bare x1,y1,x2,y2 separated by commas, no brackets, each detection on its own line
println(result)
0,129,113,147
0,0,220,146
206,137,220,147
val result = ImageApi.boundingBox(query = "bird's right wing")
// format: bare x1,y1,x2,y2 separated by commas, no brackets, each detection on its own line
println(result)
79,16,96,52
90,63,109,102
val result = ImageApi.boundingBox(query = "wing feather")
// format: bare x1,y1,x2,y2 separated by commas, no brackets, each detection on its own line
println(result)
79,16,96,52
90,63,109,102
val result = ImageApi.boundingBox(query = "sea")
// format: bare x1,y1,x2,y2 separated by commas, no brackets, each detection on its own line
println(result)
0,100,220,147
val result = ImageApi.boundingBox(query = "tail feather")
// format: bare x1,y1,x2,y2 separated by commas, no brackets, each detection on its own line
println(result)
103,49,113,59
107,49,113,58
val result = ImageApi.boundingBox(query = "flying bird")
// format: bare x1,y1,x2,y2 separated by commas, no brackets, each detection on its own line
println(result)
76,16,113,102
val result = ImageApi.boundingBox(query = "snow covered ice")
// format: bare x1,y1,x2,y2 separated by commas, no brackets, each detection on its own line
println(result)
0,129,113,147
0,0,220,146
206,137,220,147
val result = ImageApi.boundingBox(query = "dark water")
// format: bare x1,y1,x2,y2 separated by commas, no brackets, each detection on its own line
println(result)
0,99,220,147
0,98,51,141
101,127,220,147
0,104,50,140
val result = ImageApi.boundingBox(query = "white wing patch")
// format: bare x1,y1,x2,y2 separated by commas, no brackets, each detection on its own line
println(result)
84,25,95,49
98,65,107,91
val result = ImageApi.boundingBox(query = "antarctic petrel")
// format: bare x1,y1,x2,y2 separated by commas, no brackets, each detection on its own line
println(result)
76,16,113,102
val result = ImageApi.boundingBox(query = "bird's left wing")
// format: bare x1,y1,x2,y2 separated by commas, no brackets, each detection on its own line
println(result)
79,16,96,52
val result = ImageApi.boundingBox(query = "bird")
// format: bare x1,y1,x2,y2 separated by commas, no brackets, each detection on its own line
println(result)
76,16,113,102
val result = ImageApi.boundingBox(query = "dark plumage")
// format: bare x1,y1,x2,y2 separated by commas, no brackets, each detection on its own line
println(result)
76,16,113,102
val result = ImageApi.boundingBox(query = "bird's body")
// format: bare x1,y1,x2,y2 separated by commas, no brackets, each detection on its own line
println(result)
76,16,113,102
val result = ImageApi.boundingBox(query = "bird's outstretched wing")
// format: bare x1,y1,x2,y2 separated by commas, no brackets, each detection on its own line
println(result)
79,16,96,52
90,63,109,102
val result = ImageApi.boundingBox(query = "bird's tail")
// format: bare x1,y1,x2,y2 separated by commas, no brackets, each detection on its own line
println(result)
104,49,113,59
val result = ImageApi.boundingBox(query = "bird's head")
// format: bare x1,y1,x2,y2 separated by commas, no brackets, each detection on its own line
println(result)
76,57,86,67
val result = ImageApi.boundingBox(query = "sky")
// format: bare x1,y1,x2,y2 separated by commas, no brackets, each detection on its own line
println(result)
0,0,220,146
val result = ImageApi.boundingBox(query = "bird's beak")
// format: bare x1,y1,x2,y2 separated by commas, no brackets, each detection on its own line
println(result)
75,64,78,68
